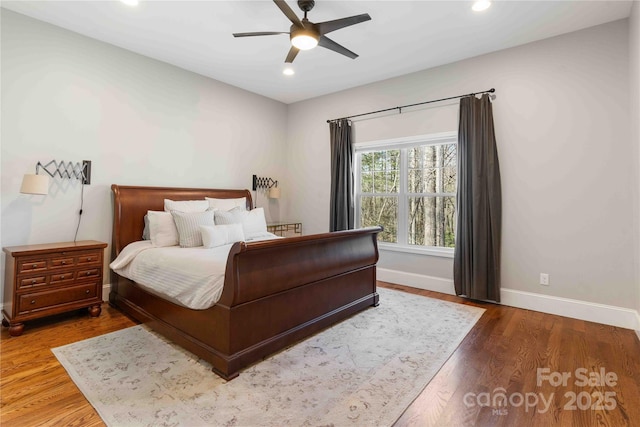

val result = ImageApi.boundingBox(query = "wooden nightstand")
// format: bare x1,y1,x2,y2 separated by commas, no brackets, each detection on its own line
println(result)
2,240,107,336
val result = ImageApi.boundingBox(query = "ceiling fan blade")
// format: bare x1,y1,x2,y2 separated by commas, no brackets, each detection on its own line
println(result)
318,35,358,59
316,14,371,35
233,32,289,37
273,0,304,28
285,46,300,63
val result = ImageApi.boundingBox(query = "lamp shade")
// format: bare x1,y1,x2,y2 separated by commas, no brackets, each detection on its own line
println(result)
268,187,281,199
20,174,49,195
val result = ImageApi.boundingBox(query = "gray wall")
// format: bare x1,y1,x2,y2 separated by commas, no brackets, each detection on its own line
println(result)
0,10,288,300
286,19,637,310
630,2,640,316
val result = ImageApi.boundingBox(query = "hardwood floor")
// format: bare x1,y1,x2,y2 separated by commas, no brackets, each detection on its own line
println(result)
1,283,639,426
1,306,135,427
384,283,640,427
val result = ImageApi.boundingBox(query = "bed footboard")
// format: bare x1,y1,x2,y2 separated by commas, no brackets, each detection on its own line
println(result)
211,227,381,378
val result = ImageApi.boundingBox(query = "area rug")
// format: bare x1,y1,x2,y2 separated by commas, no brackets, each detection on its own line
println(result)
52,287,484,427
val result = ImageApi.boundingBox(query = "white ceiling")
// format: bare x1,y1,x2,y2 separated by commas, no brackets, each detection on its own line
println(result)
2,0,633,104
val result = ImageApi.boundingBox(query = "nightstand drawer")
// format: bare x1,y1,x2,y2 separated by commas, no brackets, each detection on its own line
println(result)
76,268,100,279
49,257,75,269
17,283,98,314
77,252,101,265
50,271,75,284
18,260,47,274
19,276,47,288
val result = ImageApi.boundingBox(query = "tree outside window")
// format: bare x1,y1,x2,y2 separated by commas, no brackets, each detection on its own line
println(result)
356,133,457,250
359,149,399,243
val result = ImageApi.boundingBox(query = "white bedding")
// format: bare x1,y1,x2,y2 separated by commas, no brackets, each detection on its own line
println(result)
110,232,278,310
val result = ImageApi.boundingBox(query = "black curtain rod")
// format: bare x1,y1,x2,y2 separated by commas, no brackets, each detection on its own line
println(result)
326,88,496,123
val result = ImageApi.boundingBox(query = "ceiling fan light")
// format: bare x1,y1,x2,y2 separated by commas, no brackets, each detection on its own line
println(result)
291,33,318,50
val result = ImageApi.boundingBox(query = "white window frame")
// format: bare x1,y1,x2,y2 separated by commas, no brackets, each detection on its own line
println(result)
354,131,457,258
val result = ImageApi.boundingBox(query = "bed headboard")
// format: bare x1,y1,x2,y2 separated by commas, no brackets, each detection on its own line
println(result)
111,184,252,257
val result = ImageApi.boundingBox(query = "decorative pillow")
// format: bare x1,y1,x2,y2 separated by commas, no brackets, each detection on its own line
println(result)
206,197,248,211
171,210,215,247
142,214,150,240
164,199,210,213
214,206,243,225
200,224,245,248
147,211,179,247
214,207,267,240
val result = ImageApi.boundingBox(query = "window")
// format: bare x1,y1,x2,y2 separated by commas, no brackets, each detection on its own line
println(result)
356,132,457,255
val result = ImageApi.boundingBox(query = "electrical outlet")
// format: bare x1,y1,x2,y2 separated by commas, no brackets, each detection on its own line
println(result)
540,273,549,286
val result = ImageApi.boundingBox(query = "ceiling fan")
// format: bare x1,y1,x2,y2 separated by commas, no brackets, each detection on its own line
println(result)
233,0,371,63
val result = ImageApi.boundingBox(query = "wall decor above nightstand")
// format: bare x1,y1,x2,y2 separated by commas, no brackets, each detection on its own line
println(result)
2,240,107,336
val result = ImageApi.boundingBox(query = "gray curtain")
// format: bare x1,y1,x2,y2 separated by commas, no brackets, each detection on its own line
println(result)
454,94,502,302
329,119,354,231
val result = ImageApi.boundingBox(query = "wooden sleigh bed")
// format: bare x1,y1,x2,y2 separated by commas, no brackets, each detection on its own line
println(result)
109,184,381,380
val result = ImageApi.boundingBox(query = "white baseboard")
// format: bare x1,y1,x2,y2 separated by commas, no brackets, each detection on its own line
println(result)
500,288,640,331
102,283,111,302
377,268,456,296
377,267,640,331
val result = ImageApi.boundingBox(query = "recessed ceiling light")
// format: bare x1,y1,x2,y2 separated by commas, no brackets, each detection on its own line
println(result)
472,1,491,12
120,0,139,6
283,67,295,76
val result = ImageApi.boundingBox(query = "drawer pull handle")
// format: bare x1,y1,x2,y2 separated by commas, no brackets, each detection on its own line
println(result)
85,289,90,294
61,261,66,265
30,300,36,304
32,264,37,268
31,279,37,284
86,272,91,276
87,257,93,261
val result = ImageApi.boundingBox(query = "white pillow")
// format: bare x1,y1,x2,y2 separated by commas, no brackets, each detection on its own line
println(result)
206,197,247,211
214,207,267,240
147,211,179,247
164,199,210,213
214,207,244,226
243,208,267,239
200,224,245,248
171,210,215,248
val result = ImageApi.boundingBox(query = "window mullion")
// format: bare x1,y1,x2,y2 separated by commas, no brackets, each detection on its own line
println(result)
398,148,408,245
